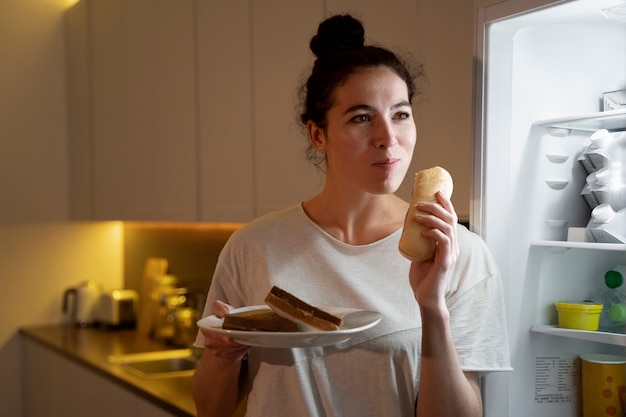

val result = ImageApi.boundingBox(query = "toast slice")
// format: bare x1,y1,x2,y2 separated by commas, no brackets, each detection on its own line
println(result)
265,286,343,331
222,308,298,332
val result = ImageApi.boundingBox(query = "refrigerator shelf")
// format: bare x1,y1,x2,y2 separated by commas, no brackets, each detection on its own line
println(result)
535,108,626,133
531,240,626,252
531,324,626,347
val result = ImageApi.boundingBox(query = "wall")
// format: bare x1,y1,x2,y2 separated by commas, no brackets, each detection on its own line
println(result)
0,0,476,415
414,1,474,219
0,223,124,417
0,1,124,416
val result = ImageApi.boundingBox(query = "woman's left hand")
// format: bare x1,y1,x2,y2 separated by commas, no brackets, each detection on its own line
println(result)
200,300,251,362
408,191,459,310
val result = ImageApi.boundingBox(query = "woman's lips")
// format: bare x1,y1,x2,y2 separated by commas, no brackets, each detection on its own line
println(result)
373,158,400,168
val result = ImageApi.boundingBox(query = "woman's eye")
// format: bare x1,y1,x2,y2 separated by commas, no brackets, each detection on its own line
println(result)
394,111,411,120
350,114,371,123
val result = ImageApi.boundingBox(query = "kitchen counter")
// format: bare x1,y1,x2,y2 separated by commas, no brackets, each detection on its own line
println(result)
20,325,197,417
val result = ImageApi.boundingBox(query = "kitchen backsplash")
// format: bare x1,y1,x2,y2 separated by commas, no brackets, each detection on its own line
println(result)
123,222,243,296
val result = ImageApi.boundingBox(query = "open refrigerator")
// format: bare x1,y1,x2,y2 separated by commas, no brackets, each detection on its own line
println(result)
472,0,626,416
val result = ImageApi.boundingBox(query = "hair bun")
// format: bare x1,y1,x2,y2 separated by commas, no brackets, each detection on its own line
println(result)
310,15,365,58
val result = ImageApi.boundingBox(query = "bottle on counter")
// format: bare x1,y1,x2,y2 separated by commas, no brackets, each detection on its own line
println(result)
594,265,626,333
153,286,188,343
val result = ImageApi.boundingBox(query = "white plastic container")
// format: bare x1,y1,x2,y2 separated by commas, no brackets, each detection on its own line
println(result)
585,167,626,211
576,138,595,175
580,181,598,210
583,130,626,171
586,204,626,243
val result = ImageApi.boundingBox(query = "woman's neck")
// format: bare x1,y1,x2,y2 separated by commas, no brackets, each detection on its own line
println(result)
302,192,408,245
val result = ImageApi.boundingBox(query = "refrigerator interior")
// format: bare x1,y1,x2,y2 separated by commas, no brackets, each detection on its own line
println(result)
474,0,626,416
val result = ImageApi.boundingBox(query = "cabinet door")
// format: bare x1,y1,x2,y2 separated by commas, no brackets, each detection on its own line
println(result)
23,340,176,417
196,1,255,222
197,1,325,222
68,0,198,221
251,2,325,217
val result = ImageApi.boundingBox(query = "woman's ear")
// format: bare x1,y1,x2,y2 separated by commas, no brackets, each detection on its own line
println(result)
307,121,326,151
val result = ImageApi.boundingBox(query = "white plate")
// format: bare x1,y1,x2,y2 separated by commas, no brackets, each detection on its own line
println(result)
197,305,382,348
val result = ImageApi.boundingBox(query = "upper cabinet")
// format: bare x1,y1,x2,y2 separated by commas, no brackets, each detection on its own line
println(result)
195,1,255,222
66,0,425,222
67,0,200,221
66,0,324,222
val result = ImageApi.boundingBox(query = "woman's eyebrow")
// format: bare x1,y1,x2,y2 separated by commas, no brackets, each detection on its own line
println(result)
343,101,411,115
343,104,374,115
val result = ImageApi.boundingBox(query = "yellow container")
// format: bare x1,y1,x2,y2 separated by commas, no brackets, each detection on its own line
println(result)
555,301,602,330
580,353,626,417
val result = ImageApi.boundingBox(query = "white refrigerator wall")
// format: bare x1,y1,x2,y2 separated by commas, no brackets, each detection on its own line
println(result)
474,1,626,416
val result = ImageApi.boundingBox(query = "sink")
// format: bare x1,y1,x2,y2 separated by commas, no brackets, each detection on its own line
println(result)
109,349,198,378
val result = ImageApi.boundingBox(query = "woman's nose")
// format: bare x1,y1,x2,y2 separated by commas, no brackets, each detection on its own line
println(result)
373,119,397,148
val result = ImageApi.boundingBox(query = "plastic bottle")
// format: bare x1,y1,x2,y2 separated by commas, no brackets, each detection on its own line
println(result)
580,181,599,210
579,130,626,212
584,129,626,171
595,265,626,333
576,137,595,175
586,204,626,244
585,167,626,211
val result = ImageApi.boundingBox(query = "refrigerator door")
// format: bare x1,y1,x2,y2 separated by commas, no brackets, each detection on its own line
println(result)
474,1,626,416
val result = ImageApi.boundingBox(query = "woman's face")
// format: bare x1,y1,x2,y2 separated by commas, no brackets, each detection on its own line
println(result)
312,66,416,196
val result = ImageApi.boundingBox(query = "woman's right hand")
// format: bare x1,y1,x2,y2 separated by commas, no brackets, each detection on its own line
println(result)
194,300,248,416
200,300,250,362
408,191,459,311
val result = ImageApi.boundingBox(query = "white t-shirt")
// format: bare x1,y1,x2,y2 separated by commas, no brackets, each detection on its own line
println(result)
195,204,511,417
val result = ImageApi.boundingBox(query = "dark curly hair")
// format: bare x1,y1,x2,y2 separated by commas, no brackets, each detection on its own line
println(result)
298,14,425,168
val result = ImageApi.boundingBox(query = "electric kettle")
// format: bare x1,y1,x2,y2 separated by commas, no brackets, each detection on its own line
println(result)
62,280,102,326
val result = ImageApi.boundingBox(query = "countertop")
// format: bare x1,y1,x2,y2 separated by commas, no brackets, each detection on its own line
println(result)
20,325,197,417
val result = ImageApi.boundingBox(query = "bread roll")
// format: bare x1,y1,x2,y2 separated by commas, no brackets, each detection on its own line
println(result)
398,166,453,261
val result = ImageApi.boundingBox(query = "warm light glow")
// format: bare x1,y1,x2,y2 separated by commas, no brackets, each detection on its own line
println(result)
124,221,246,230
64,0,81,9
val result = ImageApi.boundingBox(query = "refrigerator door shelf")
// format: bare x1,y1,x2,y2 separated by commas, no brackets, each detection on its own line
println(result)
535,108,626,133
531,240,626,252
531,324,626,346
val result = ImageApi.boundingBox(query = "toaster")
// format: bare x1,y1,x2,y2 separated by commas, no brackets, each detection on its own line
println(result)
97,289,138,328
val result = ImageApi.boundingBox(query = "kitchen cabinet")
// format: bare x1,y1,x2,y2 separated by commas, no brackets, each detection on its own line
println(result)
245,1,325,216
67,0,199,221
23,339,178,417
195,1,254,221
66,0,323,222
66,0,425,222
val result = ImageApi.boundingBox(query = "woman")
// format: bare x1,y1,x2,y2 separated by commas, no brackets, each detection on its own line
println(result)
192,14,510,417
